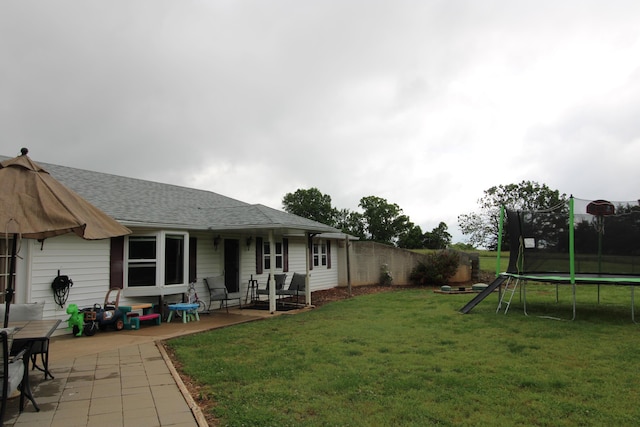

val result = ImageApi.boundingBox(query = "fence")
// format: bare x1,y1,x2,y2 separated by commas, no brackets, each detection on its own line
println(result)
336,240,475,287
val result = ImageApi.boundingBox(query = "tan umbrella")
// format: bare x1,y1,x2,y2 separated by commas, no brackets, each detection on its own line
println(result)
0,148,131,326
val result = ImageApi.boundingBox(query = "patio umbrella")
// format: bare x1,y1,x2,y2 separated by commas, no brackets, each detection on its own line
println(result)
0,148,131,326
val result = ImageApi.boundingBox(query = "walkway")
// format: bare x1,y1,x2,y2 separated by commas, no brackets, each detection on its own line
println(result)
1,307,280,426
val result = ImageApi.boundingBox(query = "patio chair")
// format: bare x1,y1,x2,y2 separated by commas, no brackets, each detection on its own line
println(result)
0,302,51,380
276,272,307,304
1,328,25,424
205,275,242,313
256,274,287,298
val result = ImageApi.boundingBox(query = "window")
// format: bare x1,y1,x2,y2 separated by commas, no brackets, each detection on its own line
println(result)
263,241,283,270
256,237,288,274
313,241,327,267
126,232,188,287
311,239,331,269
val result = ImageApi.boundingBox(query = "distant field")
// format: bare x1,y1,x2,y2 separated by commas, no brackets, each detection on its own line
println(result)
412,249,510,273
477,250,510,272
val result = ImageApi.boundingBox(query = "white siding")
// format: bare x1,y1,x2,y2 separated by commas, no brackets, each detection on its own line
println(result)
244,235,339,296
19,231,340,331
27,234,112,331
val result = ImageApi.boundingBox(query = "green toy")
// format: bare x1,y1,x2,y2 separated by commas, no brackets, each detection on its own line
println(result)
66,303,84,336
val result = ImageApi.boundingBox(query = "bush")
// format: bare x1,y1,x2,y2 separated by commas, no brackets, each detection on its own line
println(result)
379,264,393,286
409,250,461,286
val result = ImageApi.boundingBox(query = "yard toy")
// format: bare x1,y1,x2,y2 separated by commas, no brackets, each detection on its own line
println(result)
94,288,125,331
460,196,640,322
66,304,84,336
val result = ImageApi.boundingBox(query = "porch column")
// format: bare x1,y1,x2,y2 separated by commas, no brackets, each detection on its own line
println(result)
268,229,276,313
305,232,311,306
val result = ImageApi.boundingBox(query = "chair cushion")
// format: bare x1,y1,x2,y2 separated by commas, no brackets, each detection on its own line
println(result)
5,358,24,394
0,302,44,321
210,290,227,300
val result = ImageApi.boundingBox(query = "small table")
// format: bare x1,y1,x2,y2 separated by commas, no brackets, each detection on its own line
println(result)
10,319,61,412
119,304,160,329
167,303,200,323
245,277,259,304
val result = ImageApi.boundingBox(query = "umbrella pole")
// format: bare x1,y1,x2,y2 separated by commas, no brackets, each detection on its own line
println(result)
3,234,17,328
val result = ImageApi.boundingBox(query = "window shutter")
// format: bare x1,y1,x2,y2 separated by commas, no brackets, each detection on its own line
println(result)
283,238,289,272
110,236,125,289
189,237,197,283
256,237,263,274
327,240,331,269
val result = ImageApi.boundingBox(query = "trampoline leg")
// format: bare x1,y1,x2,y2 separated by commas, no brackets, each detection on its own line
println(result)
632,287,637,325
522,280,528,316
571,283,576,321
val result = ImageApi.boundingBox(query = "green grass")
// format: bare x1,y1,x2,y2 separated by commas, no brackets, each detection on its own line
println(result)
477,250,509,273
166,284,640,426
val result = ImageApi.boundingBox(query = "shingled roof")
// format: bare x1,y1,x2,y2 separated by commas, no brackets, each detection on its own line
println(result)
0,155,339,234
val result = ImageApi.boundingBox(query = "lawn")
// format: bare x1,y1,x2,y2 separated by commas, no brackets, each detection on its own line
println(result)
166,284,640,426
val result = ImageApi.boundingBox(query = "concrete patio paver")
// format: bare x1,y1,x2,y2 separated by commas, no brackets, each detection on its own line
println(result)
1,308,282,426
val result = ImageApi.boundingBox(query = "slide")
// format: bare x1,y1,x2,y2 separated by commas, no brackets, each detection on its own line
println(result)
459,275,507,314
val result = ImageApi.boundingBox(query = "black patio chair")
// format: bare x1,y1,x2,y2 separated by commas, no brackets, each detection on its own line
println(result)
205,275,242,313
1,328,25,424
276,272,307,304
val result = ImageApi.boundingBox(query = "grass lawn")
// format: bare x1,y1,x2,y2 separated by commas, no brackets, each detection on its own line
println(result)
166,284,640,426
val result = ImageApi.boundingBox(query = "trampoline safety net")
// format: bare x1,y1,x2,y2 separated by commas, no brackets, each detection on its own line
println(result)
506,197,640,282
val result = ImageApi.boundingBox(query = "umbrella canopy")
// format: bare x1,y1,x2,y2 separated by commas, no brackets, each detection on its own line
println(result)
0,149,131,240
0,148,131,326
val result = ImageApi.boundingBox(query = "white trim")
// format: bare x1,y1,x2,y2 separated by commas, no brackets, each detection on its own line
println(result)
124,230,190,294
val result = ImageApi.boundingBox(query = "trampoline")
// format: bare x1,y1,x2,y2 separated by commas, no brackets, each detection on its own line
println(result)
460,196,640,321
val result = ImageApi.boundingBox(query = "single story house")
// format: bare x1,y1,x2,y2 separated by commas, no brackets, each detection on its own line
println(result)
0,155,344,334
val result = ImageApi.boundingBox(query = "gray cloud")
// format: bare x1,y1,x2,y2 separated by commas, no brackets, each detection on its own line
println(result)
3,0,640,242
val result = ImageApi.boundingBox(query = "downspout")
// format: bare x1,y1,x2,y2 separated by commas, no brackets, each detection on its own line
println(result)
268,229,276,314
345,235,352,297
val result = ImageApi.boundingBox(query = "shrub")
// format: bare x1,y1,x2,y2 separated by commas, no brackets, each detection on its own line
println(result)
379,263,393,286
409,250,460,286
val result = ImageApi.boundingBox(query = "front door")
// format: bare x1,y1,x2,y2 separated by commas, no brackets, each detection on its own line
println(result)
224,239,240,293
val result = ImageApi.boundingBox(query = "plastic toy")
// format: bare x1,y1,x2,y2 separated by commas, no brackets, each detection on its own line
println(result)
66,304,84,336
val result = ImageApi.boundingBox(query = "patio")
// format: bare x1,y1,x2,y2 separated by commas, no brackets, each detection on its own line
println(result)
1,307,295,426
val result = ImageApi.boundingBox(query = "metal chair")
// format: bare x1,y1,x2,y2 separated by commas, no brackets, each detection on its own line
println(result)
256,274,287,298
205,275,242,313
0,328,25,424
276,272,307,304
0,303,51,380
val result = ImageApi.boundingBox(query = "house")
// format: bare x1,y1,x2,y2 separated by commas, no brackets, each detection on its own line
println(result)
0,155,343,332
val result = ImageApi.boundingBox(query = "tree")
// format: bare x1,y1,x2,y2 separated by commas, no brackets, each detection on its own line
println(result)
282,188,337,226
359,196,412,245
397,223,423,249
334,208,367,239
458,181,567,250
423,222,452,249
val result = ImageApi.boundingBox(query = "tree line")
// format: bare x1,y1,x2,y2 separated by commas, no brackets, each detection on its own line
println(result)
282,188,452,249
284,181,568,251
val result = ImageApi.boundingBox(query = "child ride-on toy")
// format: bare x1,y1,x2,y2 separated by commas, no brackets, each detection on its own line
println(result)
72,288,125,337
96,288,125,332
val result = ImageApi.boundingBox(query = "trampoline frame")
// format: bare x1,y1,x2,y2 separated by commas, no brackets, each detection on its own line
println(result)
495,196,640,321
499,272,640,322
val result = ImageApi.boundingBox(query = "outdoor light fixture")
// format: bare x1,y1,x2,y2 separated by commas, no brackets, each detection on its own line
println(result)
213,235,221,250
246,236,253,251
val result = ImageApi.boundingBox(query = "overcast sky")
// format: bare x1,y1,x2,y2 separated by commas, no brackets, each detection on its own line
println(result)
3,1,640,243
